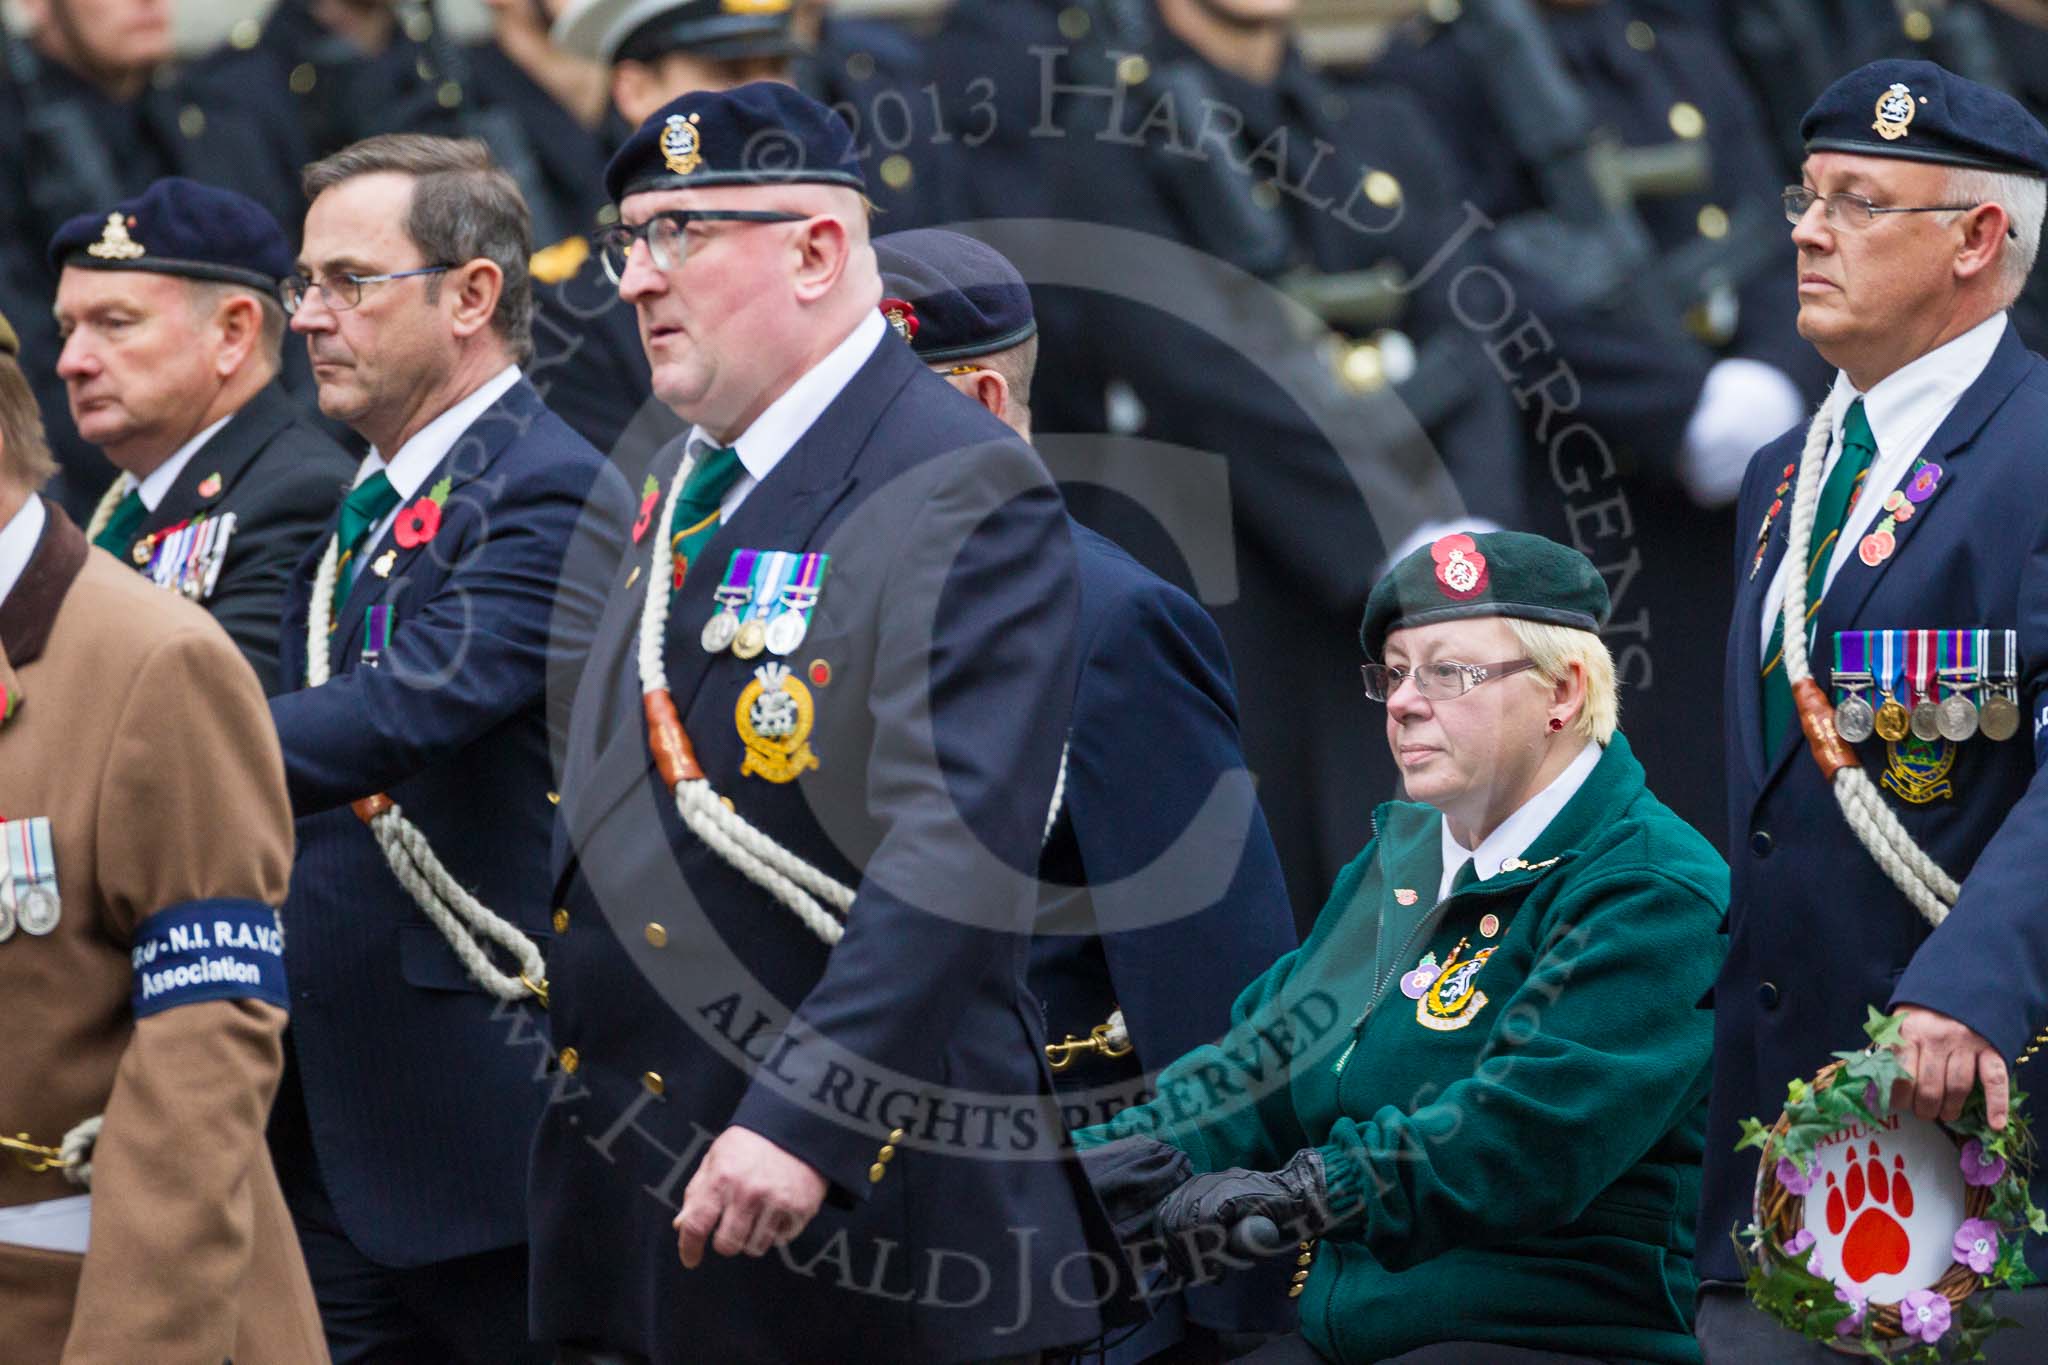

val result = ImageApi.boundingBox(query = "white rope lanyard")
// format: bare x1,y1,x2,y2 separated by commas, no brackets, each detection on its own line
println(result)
633,451,1070,949
1779,407,1959,927
307,533,549,1003
84,476,129,543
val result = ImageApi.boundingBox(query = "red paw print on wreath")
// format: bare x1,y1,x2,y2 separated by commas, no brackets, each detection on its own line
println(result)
1824,1141,1915,1283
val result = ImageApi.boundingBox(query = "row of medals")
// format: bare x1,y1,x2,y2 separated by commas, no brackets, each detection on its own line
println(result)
0,886,60,941
700,588,815,660
1834,675,2019,745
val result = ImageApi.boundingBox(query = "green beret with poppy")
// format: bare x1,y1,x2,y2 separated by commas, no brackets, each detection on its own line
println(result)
1360,530,1609,659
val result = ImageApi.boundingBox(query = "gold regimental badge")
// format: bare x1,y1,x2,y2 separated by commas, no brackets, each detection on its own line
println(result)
1417,944,1496,1031
662,112,704,176
1873,83,1920,141
88,213,146,261
737,662,820,783
723,0,793,12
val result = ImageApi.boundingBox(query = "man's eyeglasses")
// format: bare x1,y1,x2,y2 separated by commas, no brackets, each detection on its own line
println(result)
1781,186,1983,230
1361,658,1537,703
595,209,808,283
280,265,453,316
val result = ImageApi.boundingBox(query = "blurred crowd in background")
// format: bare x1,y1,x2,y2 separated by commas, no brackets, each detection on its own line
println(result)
6,0,2048,919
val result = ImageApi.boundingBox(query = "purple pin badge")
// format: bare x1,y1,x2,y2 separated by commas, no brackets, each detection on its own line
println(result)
1400,953,1441,1000
1906,461,1943,504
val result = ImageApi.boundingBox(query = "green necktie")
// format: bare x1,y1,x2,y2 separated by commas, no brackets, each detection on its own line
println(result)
333,469,401,612
668,445,746,593
1761,398,1877,752
93,486,146,558
1449,858,1479,896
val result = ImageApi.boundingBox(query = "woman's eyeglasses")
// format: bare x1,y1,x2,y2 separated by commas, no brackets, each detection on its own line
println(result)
1361,658,1537,703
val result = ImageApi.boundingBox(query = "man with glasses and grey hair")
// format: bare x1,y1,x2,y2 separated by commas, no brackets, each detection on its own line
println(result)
1701,60,2048,1359
265,133,631,1363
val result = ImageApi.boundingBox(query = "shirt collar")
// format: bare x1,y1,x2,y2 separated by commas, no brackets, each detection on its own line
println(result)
136,413,234,511
359,364,523,496
0,494,48,610
1438,740,1602,902
1824,311,2007,450
685,309,887,490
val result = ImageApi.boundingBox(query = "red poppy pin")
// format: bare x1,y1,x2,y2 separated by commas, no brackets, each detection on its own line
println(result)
196,471,222,499
1430,533,1488,600
632,473,661,544
880,298,919,343
394,475,452,550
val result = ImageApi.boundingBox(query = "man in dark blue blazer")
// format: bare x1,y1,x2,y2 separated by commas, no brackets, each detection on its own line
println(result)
1701,61,2048,1358
267,134,630,1363
872,226,1303,1360
533,85,1129,1363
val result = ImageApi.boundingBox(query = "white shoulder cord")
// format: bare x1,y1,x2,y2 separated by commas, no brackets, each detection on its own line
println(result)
634,455,1073,949
307,535,549,1003
84,477,129,542
1779,407,1960,926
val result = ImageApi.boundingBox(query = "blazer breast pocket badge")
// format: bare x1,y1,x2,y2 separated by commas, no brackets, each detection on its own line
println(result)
0,816,61,942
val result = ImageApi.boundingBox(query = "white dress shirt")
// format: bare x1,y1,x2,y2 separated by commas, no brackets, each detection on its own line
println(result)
355,365,523,544
133,414,233,512
1437,740,1602,904
1759,312,2006,650
682,309,888,518
0,493,48,609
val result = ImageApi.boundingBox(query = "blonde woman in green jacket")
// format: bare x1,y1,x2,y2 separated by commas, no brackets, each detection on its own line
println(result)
1076,531,1728,1365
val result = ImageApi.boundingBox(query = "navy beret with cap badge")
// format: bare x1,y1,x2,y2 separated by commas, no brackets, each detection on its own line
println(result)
1360,530,1610,660
1801,59,2048,177
604,80,865,203
47,177,295,292
872,229,1038,365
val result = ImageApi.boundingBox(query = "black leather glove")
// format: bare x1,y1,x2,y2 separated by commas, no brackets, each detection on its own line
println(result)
1155,1148,1333,1279
1078,1135,1194,1245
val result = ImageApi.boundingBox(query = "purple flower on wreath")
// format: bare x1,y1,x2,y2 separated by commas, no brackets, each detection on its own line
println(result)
1834,1283,1867,1338
1785,1227,1816,1257
1961,1139,2007,1187
1901,1289,1952,1344
1806,1249,1828,1278
1954,1218,2000,1274
1777,1157,1814,1196
1906,462,1943,503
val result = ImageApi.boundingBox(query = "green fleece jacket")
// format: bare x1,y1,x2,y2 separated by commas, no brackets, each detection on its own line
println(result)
1078,734,1728,1364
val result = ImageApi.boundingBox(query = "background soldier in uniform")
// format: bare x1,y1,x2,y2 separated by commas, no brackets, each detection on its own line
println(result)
0,303,325,1363
49,177,354,694
266,133,629,1363
0,0,309,517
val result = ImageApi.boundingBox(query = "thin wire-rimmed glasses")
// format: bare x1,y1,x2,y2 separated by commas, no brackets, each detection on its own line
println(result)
1361,658,1538,703
594,209,809,284
280,265,453,315
1781,186,1981,229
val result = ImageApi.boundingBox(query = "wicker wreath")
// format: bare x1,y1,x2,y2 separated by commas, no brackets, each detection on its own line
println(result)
1751,1061,1993,1350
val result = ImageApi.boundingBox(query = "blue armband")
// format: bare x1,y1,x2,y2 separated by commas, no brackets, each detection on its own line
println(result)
130,899,288,1018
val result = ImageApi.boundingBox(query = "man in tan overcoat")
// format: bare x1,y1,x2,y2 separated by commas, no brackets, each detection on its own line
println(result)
0,305,325,1362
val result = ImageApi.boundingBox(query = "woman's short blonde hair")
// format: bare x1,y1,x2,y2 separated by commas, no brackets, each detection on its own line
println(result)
1507,618,1618,745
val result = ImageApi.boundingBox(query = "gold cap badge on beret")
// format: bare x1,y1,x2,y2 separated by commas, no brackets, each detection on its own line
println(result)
1873,82,1923,142
661,112,704,177
86,212,146,262
723,0,794,12
879,298,919,343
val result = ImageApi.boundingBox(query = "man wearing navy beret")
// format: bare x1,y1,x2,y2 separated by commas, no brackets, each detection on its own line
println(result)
872,226,1302,1359
535,84,1127,1362
48,178,354,695
1701,59,2048,1359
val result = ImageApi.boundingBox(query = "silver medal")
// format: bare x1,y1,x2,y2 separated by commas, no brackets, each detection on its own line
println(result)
1835,693,1876,744
18,886,59,936
764,609,808,657
700,608,741,654
0,896,15,943
1937,694,1979,743
1910,700,1941,743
